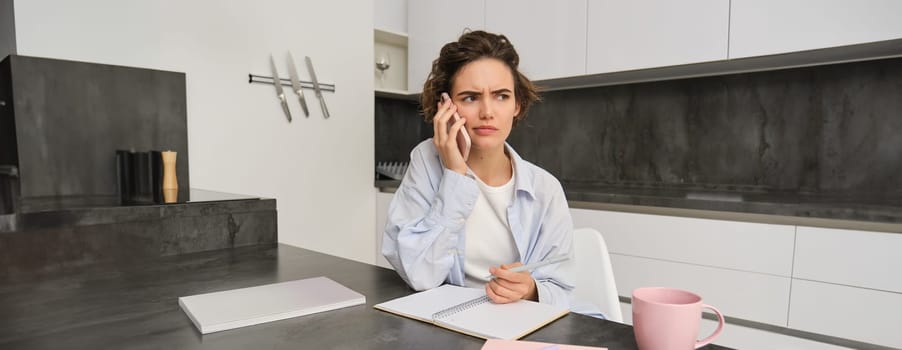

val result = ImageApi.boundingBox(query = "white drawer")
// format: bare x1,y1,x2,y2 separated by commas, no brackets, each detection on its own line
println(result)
612,254,790,326
795,226,902,293
789,279,902,348
620,302,853,350
571,208,795,276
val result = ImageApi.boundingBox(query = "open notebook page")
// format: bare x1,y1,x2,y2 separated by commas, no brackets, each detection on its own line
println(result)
437,295,569,340
374,284,485,322
375,284,569,340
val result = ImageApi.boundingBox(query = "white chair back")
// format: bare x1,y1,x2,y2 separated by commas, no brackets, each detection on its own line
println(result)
567,227,623,322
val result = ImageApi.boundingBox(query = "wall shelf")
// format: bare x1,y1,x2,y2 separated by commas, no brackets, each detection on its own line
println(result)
374,28,408,46
375,87,418,101
374,28,408,93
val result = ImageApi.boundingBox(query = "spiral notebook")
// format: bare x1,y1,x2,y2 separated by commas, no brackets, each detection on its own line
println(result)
374,284,569,340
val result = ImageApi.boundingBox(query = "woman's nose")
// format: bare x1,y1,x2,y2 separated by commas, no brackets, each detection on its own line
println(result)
479,98,493,119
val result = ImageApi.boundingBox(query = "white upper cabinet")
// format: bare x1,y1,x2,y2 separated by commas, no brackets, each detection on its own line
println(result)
404,0,902,89
375,0,408,33
730,0,902,59
586,0,729,74
485,0,587,81
407,0,484,94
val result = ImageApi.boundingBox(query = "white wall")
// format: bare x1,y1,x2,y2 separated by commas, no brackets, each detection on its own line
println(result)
13,0,376,264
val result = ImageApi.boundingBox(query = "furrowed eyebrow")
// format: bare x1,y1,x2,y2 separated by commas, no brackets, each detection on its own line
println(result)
455,88,513,97
455,91,481,97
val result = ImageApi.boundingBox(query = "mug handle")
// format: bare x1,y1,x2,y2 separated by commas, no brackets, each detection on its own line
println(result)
695,304,725,349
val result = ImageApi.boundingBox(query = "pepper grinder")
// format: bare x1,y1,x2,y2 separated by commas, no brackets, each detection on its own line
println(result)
161,151,178,203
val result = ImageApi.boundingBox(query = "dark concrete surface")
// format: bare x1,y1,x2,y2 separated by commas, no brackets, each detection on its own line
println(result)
0,244,729,350
0,189,277,281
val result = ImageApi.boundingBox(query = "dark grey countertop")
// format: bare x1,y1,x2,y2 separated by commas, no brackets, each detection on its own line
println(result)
0,244,728,349
376,180,902,231
1,188,274,232
18,188,263,213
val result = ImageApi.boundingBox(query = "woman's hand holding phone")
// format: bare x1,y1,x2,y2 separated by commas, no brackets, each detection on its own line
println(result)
433,92,470,175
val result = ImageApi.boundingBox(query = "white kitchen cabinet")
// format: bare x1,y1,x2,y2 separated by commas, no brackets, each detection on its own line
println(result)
612,254,791,326
484,0,587,81
729,0,902,59
570,205,902,347
789,279,902,348
571,207,794,326
794,226,902,294
407,0,484,94
586,0,729,74
375,191,395,269
375,0,407,34
570,208,795,276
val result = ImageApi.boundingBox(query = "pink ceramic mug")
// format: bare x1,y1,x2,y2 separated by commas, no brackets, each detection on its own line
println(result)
632,287,724,350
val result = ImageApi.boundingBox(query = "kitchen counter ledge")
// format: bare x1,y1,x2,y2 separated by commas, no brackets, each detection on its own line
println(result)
376,180,902,233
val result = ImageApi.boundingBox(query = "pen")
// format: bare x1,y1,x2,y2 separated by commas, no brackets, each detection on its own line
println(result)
483,254,570,280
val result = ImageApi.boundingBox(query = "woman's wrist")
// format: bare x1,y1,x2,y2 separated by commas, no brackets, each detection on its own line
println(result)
525,278,539,301
449,165,467,175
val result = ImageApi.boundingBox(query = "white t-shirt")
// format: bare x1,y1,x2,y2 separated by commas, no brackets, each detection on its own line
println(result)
463,167,519,287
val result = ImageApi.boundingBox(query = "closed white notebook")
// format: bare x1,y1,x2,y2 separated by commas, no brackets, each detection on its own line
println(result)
374,284,569,340
179,276,365,334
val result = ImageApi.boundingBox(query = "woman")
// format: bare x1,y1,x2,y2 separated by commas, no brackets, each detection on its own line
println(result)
382,30,574,309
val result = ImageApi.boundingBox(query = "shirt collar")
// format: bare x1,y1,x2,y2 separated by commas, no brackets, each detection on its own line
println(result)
504,143,536,200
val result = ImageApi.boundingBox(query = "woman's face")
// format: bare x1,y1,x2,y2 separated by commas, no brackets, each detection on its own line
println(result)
450,58,520,153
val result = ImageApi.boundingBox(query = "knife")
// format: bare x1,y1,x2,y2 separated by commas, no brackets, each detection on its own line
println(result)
286,51,310,117
304,56,330,119
269,55,292,122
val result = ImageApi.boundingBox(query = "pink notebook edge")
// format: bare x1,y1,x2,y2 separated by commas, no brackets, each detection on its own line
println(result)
481,339,607,350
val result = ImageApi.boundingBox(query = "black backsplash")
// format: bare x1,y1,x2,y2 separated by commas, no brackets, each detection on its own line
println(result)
375,97,431,164
1,55,189,210
376,56,902,199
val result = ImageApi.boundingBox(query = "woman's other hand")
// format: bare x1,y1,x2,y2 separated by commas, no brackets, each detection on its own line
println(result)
485,262,538,303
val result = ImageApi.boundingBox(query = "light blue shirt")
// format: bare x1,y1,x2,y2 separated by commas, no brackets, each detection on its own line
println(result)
382,140,575,309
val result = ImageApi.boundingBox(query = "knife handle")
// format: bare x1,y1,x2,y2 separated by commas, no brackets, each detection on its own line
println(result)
319,98,330,119
282,103,293,122
297,97,310,117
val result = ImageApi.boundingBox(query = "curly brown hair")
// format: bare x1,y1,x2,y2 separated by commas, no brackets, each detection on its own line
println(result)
420,30,540,123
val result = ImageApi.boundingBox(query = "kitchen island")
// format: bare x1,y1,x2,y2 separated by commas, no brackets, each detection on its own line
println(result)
0,243,730,349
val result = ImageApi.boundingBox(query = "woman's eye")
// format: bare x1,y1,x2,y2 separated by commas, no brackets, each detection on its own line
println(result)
496,94,510,101
462,96,475,102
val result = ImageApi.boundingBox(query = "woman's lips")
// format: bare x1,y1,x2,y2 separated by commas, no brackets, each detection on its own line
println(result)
473,126,498,136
